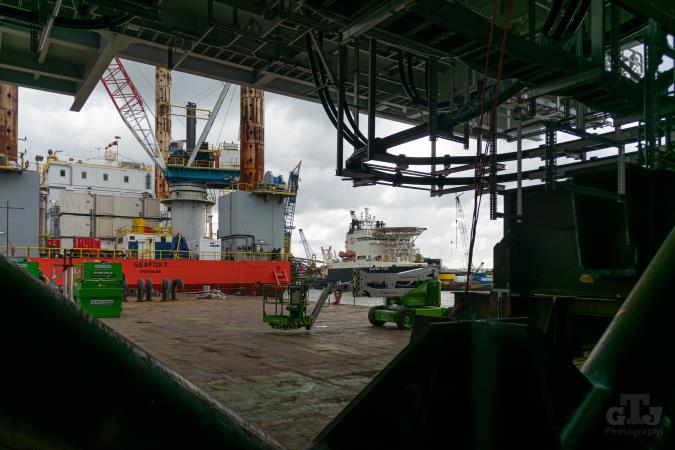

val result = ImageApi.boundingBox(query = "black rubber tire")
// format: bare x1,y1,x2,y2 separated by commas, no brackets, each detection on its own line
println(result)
395,308,415,330
368,306,386,327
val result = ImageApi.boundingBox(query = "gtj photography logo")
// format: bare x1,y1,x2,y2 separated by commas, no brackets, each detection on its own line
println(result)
605,394,663,438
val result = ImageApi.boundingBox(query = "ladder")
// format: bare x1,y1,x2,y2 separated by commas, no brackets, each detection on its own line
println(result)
274,268,289,285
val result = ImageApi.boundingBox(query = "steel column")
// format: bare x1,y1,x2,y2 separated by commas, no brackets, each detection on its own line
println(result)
367,38,377,160
545,123,557,189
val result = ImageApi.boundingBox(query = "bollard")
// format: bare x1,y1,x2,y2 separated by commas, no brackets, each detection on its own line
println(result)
137,278,144,302
145,278,153,302
162,278,171,302
122,277,128,302
171,278,184,301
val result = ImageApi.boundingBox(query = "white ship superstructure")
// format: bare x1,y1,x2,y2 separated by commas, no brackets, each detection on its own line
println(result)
326,209,426,283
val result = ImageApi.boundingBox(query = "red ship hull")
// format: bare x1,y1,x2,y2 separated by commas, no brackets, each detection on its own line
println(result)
31,258,290,290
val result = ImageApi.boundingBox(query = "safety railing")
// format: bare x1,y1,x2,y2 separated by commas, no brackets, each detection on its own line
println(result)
166,157,239,171
13,246,288,262
0,155,23,171
222,181,296,196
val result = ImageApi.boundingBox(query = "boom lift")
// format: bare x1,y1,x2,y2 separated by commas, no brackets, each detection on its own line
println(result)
354,267,446,330
262,282,334,330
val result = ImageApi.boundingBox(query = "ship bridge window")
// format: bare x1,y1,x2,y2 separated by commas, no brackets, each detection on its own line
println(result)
124,175,129,183
81,171,87,179
60,169,65,177
103,173,108,181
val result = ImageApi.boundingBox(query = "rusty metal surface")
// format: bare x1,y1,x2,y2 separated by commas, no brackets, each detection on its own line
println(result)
103,296,410,450
239,87,265,188
154,67,171,199
0,83,18,161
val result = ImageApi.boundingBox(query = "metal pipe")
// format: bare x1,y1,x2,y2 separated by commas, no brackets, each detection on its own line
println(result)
37,0,62,63
188,83,231,166
172,25,214,70
516,118,523,218
428,57,438,182
616,122,625,195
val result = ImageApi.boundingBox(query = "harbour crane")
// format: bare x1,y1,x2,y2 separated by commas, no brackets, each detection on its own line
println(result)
455,194,470,270
100,58,234,187
283,161,302,256
455,194,483,272
298,228,315,260
100,57,165,171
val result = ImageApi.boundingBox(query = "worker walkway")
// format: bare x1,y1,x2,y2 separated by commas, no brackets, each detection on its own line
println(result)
102,296,409,450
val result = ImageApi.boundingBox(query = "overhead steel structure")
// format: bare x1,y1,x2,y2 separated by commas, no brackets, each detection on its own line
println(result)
0,1,672,200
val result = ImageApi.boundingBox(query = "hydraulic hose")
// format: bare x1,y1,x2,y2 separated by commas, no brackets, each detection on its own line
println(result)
317,61,368,145
305,34,361,148
398,50,450,109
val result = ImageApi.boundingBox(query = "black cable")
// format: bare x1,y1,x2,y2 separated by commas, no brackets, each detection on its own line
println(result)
315,57,362,146
317,61,368,145
305,34,359,148
399,51,450,108
397,50,420,103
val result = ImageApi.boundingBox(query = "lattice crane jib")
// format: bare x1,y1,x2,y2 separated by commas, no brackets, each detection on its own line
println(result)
298,228,314,260
283,161,302,256
100,57,165,171
455,194,470,268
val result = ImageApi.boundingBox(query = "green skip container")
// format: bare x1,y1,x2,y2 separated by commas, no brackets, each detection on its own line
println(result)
15,260,42,279
73,262,124,318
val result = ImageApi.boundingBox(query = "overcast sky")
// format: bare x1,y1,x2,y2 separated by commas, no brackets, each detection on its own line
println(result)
16,59,610,269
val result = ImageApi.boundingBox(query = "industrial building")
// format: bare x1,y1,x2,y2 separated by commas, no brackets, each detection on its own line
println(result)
43,156,160,249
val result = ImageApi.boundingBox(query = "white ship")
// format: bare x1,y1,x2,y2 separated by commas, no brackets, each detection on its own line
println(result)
326,208,427,284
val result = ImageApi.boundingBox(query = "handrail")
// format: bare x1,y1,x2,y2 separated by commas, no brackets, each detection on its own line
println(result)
222,182,297,196
13,246,288,262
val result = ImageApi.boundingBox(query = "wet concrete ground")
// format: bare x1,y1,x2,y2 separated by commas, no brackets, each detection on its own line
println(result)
103,296,410,450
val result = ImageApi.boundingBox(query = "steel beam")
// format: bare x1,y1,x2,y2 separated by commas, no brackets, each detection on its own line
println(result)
0,48,83,82
70,32,130,112
36,0,63,64
187,82,231,167
339,0,414,43
172,26,214,70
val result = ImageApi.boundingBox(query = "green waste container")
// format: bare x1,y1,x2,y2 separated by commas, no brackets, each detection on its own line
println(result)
73,262,124,318
15,260,41,279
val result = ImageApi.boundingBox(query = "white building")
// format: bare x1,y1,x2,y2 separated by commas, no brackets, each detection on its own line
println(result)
45,157,153,204
43,155,161,246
